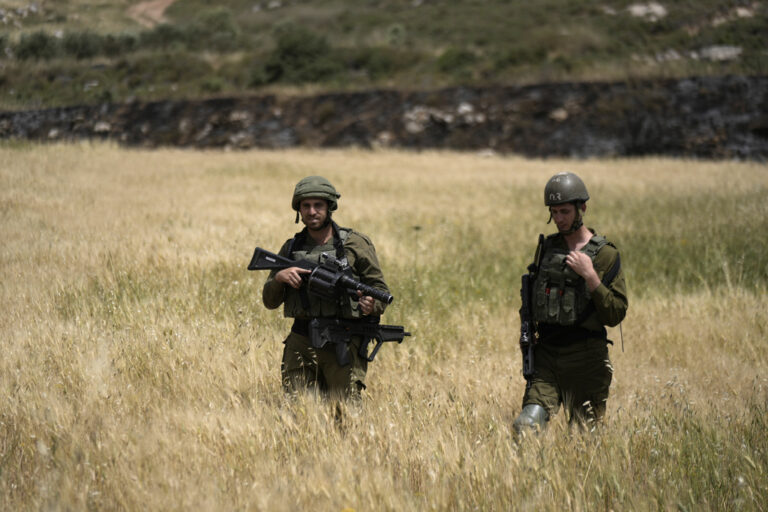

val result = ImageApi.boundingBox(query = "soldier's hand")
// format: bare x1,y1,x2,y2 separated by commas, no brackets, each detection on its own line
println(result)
565,251,600,291
357,291,375,315
275,267,311,289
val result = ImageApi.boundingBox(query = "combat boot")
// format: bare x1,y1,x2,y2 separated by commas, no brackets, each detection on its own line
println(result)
513,404,549,435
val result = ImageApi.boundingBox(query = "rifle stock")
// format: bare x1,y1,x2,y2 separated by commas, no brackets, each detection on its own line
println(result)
519,273,535,380
310,317,411,365
519,234,543,381
248,247,312,271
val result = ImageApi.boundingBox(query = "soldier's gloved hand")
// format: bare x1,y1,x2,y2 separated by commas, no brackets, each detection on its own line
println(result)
275,267,311,289
357,291,375,315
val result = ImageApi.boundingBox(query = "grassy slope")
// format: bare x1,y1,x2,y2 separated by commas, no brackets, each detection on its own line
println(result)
1,143,767,509
0,0,766,109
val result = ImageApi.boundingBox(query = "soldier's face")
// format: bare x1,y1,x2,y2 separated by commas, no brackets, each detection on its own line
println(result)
550,203,580,232
299,198,329,231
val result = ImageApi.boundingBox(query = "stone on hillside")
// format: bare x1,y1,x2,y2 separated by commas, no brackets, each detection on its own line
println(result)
627,2,667,21
697,45,742,61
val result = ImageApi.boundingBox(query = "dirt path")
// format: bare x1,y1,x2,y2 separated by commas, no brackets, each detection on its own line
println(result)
127,0,178,27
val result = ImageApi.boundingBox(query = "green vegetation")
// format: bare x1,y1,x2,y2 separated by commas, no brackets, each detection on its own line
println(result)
0,0,766,108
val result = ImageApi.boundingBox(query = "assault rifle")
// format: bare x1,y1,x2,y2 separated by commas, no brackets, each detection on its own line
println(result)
310,317,410,366
247,247,393,304
248,247,410,365
519,234,544,381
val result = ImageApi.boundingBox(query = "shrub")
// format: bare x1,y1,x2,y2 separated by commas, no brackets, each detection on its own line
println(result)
188,7,241,52
492,45,547,70
103,33,139,57
62,30,104,59
15,31,60,60
437,47,477,73
140,23,187,50
117,52,213,87
264,26,342,83
386,23,407,46
201,76,225,93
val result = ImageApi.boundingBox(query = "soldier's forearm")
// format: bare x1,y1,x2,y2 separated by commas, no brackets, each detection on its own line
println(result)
262,278,286,309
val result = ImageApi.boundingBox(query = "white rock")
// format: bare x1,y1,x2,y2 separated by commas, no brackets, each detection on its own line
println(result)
627,3,667,21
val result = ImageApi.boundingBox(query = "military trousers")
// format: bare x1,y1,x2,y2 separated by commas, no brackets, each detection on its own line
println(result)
522,337,612,426
281,330,368,400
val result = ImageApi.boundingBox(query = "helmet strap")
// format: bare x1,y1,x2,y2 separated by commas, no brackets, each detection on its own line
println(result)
321,210,333,229
295,211,300,223
563,201,583,234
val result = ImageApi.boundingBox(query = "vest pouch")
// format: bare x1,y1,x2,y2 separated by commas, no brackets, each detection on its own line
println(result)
531,279,546,324
559,286,577,325
547,285,560,321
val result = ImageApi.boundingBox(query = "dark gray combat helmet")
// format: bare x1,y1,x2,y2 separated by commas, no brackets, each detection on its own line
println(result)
291,175,340,211
544,172,589,206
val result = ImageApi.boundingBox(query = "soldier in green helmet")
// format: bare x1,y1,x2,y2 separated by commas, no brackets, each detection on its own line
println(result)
262,176,390,401
513,172,628,433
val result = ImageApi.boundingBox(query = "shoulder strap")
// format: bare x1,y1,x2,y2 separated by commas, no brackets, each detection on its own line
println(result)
331,222,348,259
582,235,608,259
585,235,620,285
287,228,307,259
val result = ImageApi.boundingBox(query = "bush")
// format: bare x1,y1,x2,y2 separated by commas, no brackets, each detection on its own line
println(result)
344,47,420,80
117,52,213,87
201,76,225,93
140,23,187,50
247,63,270,88
492,45,547,70
188,7,241,52
62,30,104,59
15,31,60,60
103,33,139,57
264,26,342,83
437,47,477,73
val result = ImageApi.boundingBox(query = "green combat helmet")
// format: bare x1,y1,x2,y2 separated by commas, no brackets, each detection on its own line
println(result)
544,172,589,206
544,172,589,233
292,176,341,211
291,175,341,223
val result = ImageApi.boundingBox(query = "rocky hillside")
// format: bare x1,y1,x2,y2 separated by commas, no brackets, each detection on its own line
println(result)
1,1,766,110
2,75,766,159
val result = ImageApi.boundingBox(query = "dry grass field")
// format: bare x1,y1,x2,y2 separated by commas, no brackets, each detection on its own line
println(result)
1,142,766,510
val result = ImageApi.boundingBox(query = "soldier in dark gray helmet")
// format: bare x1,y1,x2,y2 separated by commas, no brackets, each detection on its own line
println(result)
513,172,628,433
262,176,390,401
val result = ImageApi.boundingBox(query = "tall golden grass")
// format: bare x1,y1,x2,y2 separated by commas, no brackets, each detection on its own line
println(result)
1,142,766,510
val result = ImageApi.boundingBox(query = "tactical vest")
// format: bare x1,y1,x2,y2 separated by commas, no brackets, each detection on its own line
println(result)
282,225,361,320
532,234,610,326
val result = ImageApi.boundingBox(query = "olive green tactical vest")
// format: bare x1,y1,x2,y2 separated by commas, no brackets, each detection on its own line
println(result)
532,235,609,326
283,228,361,319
